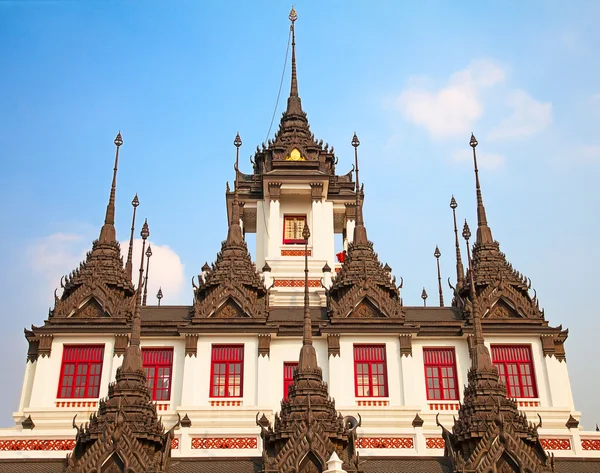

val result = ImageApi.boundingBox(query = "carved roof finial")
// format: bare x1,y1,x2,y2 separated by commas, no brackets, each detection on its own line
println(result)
462,219,472,277
434,245,444,307
142,244,152,306
98,132,123,243
470,133,493,244
121,218,149,372
450,195,465,288
285,6,304,117
299,221,318,374
125,194,139,280
352,133,368,245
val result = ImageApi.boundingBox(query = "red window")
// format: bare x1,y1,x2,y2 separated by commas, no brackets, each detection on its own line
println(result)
491,345,537,398
210,345,244,398
143,348,173,401
423,348,459,400
283,215,307,244
58,345,104,399
283,362,298,400
353,345,388,397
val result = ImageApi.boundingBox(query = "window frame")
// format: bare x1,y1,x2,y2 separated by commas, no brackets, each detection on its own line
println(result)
283,362,298,400
422,347,459,401
353,344,388,398
491,344,538,399
282,215,308,245
142,347,174,401
209,344,244,398
57,345,105,399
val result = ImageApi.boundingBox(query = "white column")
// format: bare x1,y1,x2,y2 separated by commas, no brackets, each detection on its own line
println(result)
345,219,355,246
256,351,271,407
267,199,280,260
17,360,37,413
328,351,343,403
180,339,203,406
311,199,323,259
543,355,574,409
29,355,56,408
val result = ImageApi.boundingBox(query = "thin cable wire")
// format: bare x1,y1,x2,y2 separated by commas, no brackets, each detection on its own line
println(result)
261,29,292,241
265,29,291,143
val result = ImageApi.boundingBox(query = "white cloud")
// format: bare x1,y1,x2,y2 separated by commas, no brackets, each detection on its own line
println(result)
25,231,187,307
122,239,186,305
396,60,506,139
488,89,552,140
27,233,90,299
451,148,506,171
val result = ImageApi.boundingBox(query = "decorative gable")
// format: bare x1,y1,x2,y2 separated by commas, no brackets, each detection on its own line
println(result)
212,299,247,319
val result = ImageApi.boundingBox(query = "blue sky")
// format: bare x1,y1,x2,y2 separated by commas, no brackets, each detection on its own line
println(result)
0,1,598,428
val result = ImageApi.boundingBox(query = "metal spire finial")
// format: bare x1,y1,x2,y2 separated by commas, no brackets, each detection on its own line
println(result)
99,132,123,243
434,245,444,307
352,133,368,245
450,195,465,288
470,133,493,244
302,221,312,346
125,194,139,280
289,6,299,98
120,218,149,373
421,287,428,307
142,244,152,306
227,133,244,244
156,287,163,306
234,132,242,192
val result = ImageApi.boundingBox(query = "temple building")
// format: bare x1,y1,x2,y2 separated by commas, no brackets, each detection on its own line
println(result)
1,8,599,473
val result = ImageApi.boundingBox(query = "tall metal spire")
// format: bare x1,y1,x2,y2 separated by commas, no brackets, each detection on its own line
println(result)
286,6,303,115
449,196,465,288
121,218,149,373
351,133,368,245
470,134,493,244
125,193,139,279
298,221,318,373
99,132,123,243
227,133,244,245
463,218,492,371
142,245,152,306
434,246,444,307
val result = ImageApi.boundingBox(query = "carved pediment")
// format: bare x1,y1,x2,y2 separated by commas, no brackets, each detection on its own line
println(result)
486,298,521,319
350,298,385,318
212,299,247,318
72,298,108,318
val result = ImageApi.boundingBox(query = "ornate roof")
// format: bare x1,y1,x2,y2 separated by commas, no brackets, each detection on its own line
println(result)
328,189,404,319
458,134,544,320
51,133,135,321
192,193,267,320
66,221,176,473
250,8,337,177
439,271,554,473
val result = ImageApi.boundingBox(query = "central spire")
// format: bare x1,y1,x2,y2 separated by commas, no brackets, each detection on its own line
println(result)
99,132,123,243
286,6,304,116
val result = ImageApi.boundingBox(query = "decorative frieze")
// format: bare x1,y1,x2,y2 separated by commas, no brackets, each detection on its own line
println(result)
425,437,445,449
398,334,412,357
327,334,340,357
357,400,388,407
0,439,76,451
55,401,97,408
191,437,257,449
582,438,600,450
428,403,459,411
185,334,199,357
171,438,179,450
274,279,321,288
113,334,129,357
281,249,312,257
356,437,414,449
258,333,271,358
38,334,53,358
209,400,242,407
540,438,571,451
